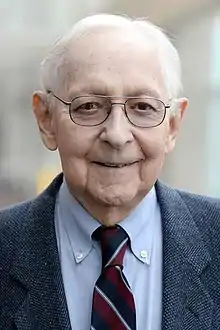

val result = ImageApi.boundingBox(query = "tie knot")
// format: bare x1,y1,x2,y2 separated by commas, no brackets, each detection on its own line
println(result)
93,225,128,269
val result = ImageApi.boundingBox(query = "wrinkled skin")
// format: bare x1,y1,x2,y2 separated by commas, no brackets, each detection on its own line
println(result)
33,26,188,225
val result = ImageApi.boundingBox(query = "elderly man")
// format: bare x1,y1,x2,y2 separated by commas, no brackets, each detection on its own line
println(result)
1,14,220,330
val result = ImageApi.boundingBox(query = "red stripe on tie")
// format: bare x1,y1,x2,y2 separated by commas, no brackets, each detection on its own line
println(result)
93,289,128,329
105,267,135,310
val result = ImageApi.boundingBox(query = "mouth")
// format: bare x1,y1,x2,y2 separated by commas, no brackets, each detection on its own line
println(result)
92,161,139,168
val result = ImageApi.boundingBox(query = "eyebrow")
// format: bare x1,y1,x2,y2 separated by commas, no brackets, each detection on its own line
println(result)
68,83,160,100
124,87,160,99
69,86,160,100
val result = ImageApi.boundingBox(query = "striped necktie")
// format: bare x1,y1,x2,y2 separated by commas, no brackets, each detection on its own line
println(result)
91,225,136,330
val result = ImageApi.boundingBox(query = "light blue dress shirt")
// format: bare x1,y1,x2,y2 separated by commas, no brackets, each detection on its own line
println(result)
55,181,163,330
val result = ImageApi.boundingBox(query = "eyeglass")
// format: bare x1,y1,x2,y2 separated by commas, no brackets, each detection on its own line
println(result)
47,91,170,128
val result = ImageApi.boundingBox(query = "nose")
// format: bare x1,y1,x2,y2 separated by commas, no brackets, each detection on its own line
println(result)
99,105,134,150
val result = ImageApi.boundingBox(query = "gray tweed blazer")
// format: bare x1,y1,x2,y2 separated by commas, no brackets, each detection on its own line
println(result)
1,173,220,330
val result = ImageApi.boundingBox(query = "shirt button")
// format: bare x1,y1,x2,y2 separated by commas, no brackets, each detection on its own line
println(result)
76,252,83,261
140,250,148,259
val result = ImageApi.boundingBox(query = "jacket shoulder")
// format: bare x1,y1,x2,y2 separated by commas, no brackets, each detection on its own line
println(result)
177,189,220,217
177,188,220,205
0,200,32,231
177,189,220,239
0,201,35,289
0,200,33,259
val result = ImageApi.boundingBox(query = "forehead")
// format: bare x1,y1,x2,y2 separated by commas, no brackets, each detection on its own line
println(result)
60,27,166,98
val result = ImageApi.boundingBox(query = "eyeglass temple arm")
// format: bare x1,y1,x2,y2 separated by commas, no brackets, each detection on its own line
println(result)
46,90,71,105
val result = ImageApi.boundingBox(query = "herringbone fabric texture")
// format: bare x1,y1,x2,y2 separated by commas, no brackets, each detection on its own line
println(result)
91,226,136,330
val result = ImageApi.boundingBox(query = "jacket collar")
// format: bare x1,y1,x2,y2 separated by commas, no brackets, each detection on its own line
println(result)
10,173,71,330
10,174,213,330
156,181,213,330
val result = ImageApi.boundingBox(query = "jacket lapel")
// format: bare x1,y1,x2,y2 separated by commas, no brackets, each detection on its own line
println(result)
9,174,71,330
156,182,213,330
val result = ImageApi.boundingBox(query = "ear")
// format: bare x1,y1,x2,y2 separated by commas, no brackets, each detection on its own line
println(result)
32,91,58,151
165,97,188,154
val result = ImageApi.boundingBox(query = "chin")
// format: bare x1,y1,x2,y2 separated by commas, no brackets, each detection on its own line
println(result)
90,187,137,207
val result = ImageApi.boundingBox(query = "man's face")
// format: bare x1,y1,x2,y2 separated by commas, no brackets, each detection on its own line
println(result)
34,27,187,218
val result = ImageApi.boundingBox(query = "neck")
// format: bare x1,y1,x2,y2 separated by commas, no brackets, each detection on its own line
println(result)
79,203,130,226
72,192,147,226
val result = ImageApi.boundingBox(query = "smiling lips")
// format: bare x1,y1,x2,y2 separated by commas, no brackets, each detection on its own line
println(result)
93,161,139,168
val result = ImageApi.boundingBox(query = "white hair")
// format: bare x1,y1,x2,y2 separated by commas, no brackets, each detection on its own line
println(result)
41,14,182,104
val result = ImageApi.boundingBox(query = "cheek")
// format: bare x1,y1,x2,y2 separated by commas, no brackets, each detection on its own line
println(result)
136,129,168,183
56,117,94,158
140,132,167,160
54,118,98,191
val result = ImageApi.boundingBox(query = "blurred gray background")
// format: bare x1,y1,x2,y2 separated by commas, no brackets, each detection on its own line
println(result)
1,0,220,206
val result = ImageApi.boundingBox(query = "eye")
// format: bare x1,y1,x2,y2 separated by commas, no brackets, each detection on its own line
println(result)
131,102,155,111
78,102,101,111
138,102,152,110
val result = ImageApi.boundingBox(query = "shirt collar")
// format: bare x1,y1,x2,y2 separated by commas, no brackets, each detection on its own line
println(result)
57,179,159,265
119,187,158,264
57,180,100,264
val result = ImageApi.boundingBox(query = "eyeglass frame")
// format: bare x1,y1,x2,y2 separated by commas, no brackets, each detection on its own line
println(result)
47,90,171,128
